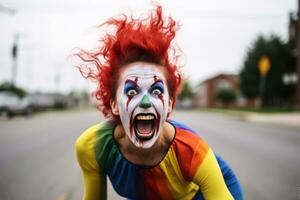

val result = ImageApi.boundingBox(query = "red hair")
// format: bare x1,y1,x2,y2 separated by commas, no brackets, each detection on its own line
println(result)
75,6,182,119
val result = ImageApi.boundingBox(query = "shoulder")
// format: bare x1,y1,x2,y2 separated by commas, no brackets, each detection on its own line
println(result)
170,119,209,152
75,122,103,154
75,120,115,173
76,120,115,149
169,120,210,181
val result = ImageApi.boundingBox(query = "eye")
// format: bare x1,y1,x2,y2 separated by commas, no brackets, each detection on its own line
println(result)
127,89,138,96
152,88,162,95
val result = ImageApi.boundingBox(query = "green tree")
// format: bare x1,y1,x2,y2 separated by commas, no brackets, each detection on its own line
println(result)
215,88,236,108
0,81,27,98
178,81,194,101
239,35,296,106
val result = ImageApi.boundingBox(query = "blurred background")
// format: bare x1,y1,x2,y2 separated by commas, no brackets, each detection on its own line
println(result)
0,0,299,200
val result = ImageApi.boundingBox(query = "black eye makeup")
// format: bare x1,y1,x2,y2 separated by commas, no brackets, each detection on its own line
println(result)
150,80,164,95
124,80,139,96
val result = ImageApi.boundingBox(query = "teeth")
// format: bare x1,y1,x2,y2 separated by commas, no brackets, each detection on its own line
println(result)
137,115,154,120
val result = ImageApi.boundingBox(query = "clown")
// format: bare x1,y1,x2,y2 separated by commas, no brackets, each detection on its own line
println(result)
75,6,243,200
113,63,171,149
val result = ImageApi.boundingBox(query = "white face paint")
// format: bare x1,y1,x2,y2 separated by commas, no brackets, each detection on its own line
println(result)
116,63,170,148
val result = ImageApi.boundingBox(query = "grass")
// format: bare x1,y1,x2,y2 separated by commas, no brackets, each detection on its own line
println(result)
221,107,299,113
194,106,300,115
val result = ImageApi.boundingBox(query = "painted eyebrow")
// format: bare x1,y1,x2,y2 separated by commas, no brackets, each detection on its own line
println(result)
150,80,164,90
124,80,139,91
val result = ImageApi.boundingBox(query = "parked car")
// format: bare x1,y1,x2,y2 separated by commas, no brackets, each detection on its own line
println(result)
0,92,32,118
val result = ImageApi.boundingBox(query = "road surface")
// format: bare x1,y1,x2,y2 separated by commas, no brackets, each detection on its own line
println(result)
0,109,299,200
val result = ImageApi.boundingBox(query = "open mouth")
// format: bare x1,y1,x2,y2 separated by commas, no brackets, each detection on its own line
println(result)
134,113,156,140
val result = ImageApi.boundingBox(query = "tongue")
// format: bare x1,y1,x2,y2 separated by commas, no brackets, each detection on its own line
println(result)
136,120,153,135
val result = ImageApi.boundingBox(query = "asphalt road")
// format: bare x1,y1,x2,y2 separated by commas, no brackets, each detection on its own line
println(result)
0,109,299,200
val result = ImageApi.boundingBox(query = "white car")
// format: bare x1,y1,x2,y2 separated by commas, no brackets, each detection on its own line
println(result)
0,92,32,118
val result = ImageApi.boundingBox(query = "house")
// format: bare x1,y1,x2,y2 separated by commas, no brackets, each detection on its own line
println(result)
193,73,256,108
193,74,238,107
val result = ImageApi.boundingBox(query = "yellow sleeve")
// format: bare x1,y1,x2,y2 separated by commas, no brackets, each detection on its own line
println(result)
75,125,107,200
193,148,234,200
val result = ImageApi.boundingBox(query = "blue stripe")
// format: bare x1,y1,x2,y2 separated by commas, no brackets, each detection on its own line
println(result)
107,155,139,199
168,119,197,134
216,155,243,200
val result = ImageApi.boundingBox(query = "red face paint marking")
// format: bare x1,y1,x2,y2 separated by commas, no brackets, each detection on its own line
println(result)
167,111,171,118
153,106,161,136
125,77,138,111
126,96,132,111
138,140,144,146
129,111,134,137
156,112,161,136
134,77,138,84
158,94,164,108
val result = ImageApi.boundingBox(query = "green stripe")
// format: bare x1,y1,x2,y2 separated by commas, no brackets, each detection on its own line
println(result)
93,120,120,174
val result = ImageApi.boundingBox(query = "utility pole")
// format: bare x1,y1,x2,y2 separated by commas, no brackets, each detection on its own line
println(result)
0,4,17,86
297,0,300,107
12,34,19,86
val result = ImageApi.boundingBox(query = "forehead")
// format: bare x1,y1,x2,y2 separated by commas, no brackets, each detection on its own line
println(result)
120,62,167,82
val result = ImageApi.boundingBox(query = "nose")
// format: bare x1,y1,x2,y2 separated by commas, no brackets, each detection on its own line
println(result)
139,95,151,108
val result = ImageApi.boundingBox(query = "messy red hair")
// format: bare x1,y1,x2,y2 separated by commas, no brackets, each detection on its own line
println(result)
75,6,182,119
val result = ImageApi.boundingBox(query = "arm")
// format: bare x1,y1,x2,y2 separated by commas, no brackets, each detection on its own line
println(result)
193,148,234,200
75,127,107,200
216,155,243,200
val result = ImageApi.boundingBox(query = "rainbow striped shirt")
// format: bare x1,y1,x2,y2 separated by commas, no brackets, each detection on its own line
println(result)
76,120,243,200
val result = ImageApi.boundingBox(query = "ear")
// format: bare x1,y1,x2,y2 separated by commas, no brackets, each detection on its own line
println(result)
110,99,120,115
168,98,174,113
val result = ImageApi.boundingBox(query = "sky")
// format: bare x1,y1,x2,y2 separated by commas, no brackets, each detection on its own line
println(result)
0,0,297,93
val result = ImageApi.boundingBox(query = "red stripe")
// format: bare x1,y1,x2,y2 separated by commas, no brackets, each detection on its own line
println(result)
151,167,174,200
172,128,209,181
141,169,162,199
